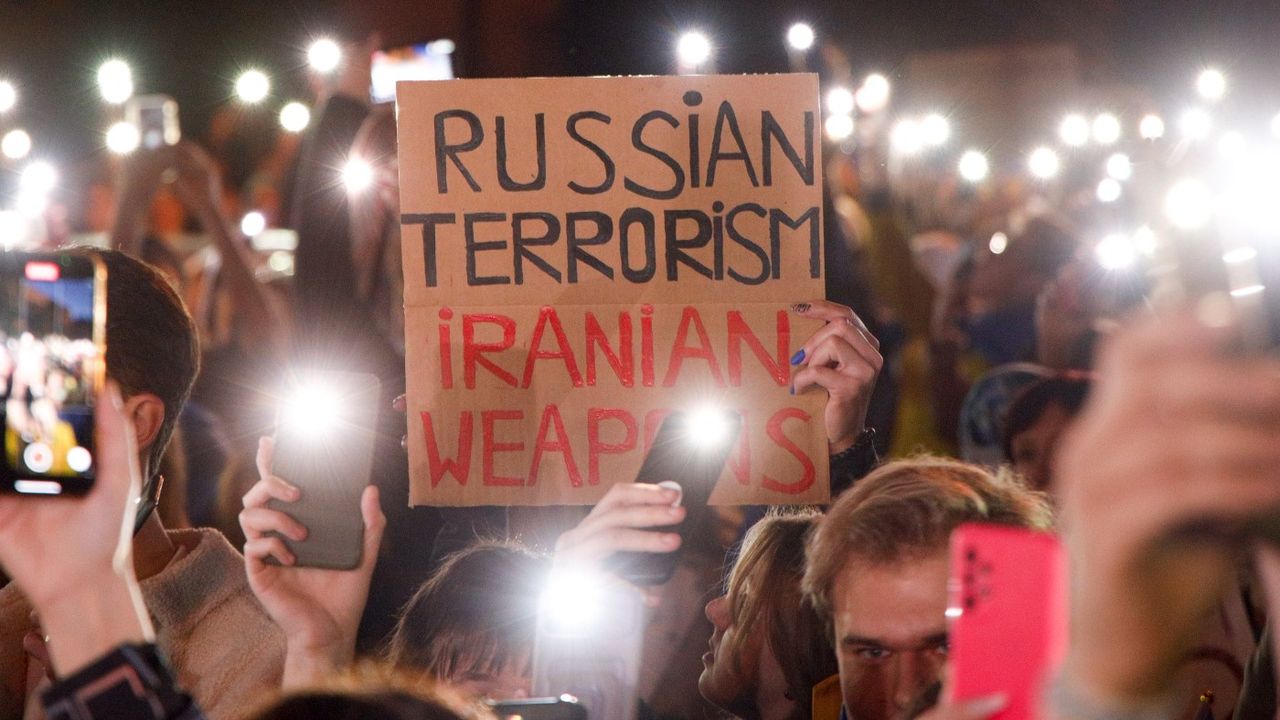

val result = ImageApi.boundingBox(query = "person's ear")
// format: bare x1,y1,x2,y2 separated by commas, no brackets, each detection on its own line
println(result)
121,392,166,457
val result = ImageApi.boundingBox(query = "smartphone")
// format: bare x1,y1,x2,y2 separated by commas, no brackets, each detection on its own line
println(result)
489,697,588,720
370,40,455,104
268,370,381,569
125,95,180,150
532,578,644,720
606,407,742,586
947,523,1067,720
0,252,106,496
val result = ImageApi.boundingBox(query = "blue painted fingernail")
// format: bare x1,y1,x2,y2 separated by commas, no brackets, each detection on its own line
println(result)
790,349,806,365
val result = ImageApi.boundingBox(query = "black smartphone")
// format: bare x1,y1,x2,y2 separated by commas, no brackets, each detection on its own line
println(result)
489,697,588,720
0,252,106,496
606,407,742,585
268,370,381,569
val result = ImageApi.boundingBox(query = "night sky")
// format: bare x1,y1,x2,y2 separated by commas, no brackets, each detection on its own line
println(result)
2,0,1280,175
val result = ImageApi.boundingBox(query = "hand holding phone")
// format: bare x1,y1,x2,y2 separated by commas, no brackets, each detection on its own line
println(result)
240,435,386,687
489,697,587,720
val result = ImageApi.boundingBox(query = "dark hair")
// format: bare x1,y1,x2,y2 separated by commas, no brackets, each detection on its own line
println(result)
1001,374,1092,463
384,542,551,682
75,248,200,478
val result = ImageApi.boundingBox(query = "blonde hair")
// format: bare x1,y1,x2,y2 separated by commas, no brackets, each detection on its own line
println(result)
722,509,837,719
802,456,1053,617
246,663,497,720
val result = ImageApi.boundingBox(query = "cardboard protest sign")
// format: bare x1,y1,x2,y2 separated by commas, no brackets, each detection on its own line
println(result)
397,74,826,506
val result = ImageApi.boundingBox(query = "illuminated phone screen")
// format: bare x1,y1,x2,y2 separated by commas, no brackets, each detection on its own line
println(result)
0,254,104,495
370,40,455,104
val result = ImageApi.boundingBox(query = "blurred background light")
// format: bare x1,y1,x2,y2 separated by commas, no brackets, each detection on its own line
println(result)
1196,68,1227,102
1106,152,1132,181
676,31,712,68
1058,113,1089,147
0,80,15,113
97,59,133,104
1092,112,1121,145
279,102,311,133
1180,107,1212,140
1,129,31,160
235,69,270,103
958,149,989,182
1139,114,1165,140
240,210,266,237
855,73,891,113
824,114,854,141
891,119,924,155
1164,178,1214,230
1028,146,1060,179
786,22,815,51
1096,177,1122,203
921,113,950,147
105,121,140,155
1095,232,1137,270
342,157,373,193
825,87,855,116
307,38,342,74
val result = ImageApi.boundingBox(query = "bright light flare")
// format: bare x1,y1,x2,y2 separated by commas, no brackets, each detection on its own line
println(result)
307,38,342,73
342,157,374,193
1196,68,1227,101
1164,178,1214,230
235,70,270,104
1180,108,1211,141
240,211,267,237
1058,114,1089,147
676,32,712,68
824,114,854,142
1092,113,1121,145
1027,146,1060,179
1139,114,1165,140
1095,232,1137,271
1096,178,1122,203
988,232,1008,255
0,210,24,250
891,119,924,155
540,569,606,633
97,59,133,104
0,81,15,113
105,121,140,155
855,73,891,113
279,102,311,133
688,406,731,448
786,23,816,51
1133,226,1158,256
20,161,57,195
958,150,989,183
1106,153,1132,181
826,87,855,116
279,384,343,439
921,113,950,147
1,129,31,160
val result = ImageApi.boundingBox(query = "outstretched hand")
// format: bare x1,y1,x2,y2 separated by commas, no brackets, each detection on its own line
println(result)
790,300,883,453
241,436,385,687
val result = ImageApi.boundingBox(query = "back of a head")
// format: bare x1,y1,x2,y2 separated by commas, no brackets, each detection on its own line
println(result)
803,456,1052,616
247,666,496,720
385,542,551,682
1002,374,1092,462
72,248,200,477
726,510,836,717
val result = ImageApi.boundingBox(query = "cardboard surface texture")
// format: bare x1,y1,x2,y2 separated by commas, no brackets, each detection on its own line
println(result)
397,73,826,505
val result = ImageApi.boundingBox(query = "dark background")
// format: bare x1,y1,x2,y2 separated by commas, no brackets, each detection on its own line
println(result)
1,0,1279,169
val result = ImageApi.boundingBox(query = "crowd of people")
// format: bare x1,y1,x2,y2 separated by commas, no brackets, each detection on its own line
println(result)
0,23,1278,720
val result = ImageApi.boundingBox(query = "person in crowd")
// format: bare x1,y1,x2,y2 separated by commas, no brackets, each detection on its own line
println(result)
802,457,1053,720
700,510,838,720
1001,373,1091,493
0,250,284,719
955,362,1051,466
383,543,548,700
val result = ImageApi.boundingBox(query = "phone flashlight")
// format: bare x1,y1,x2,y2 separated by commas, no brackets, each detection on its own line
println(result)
686,404,733,448
278,383,344,441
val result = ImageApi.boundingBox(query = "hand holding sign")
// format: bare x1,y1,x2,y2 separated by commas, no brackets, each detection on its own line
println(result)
790,300,882,454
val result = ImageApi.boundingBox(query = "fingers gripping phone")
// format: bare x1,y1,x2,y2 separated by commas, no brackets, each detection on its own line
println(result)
0,252,106,496
947,523,1067,720
268,371,380,569
607,407,742,586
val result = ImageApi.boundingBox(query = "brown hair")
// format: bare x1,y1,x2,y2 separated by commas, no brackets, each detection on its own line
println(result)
723,510,837,719
384,542,551,682
76,248,200,478
247,663,496,720
803,456,1052,617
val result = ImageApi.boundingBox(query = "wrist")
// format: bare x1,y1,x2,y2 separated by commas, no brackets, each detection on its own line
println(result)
38,569,154,677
